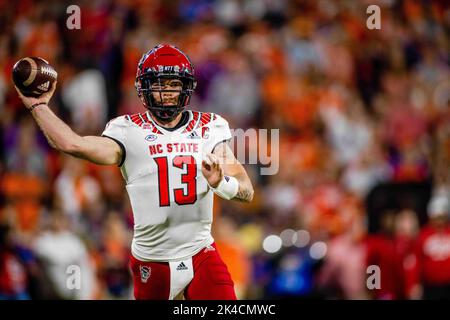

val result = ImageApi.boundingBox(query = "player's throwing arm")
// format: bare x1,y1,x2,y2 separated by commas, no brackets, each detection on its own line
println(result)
14,78,123,166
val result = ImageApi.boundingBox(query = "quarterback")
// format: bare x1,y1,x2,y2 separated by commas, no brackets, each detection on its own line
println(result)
15,44,254,300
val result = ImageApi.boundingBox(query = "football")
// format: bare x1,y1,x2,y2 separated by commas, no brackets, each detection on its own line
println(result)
12,56,57,97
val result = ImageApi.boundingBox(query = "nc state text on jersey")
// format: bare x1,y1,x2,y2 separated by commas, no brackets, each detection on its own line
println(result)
149,142,199,155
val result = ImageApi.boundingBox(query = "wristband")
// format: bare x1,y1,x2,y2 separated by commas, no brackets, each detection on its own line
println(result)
210,175,239,200
29,103,46,112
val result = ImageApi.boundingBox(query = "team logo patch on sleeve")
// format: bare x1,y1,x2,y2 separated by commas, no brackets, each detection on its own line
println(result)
140,265,151,283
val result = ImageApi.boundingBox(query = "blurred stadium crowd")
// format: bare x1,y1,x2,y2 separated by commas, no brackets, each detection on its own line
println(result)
0,0,449,300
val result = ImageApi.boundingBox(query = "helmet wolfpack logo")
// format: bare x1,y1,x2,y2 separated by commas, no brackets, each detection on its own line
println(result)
157,65,180,73
139,265,151,283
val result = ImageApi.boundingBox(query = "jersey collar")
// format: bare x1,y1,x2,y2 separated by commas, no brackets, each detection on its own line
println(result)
145,110,192,133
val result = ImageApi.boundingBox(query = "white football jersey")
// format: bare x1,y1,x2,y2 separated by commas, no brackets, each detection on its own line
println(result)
102,110,232,262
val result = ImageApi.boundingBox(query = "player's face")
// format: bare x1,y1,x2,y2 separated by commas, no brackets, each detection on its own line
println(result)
151,78,182,106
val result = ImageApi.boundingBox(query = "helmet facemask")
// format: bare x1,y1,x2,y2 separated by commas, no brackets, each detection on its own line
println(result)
136,75,196,123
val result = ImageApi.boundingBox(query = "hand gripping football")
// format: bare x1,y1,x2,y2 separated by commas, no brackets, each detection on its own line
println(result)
12,56,58,97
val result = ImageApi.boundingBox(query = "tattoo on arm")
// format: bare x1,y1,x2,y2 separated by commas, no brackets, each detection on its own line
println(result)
231,171,254,202
213,142,254,203
234,186,254,202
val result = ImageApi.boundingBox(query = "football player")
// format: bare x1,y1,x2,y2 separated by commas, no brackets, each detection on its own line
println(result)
15,44,254,300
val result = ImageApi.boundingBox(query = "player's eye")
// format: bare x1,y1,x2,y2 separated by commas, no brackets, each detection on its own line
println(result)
167,81,182,88
151,80,182,89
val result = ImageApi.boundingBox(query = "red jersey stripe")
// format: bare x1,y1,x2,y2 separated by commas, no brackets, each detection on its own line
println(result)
130,114,143,126
198,112,212,128
138,114,146,124
142,112,163,134
183,111,200,133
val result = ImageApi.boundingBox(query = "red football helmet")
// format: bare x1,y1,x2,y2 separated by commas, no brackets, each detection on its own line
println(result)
135,44,197,122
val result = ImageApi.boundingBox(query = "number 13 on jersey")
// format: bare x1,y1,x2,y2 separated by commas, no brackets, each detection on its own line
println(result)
154,156,197,206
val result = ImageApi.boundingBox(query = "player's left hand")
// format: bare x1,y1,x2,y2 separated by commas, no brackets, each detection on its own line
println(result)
202,153,223,188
